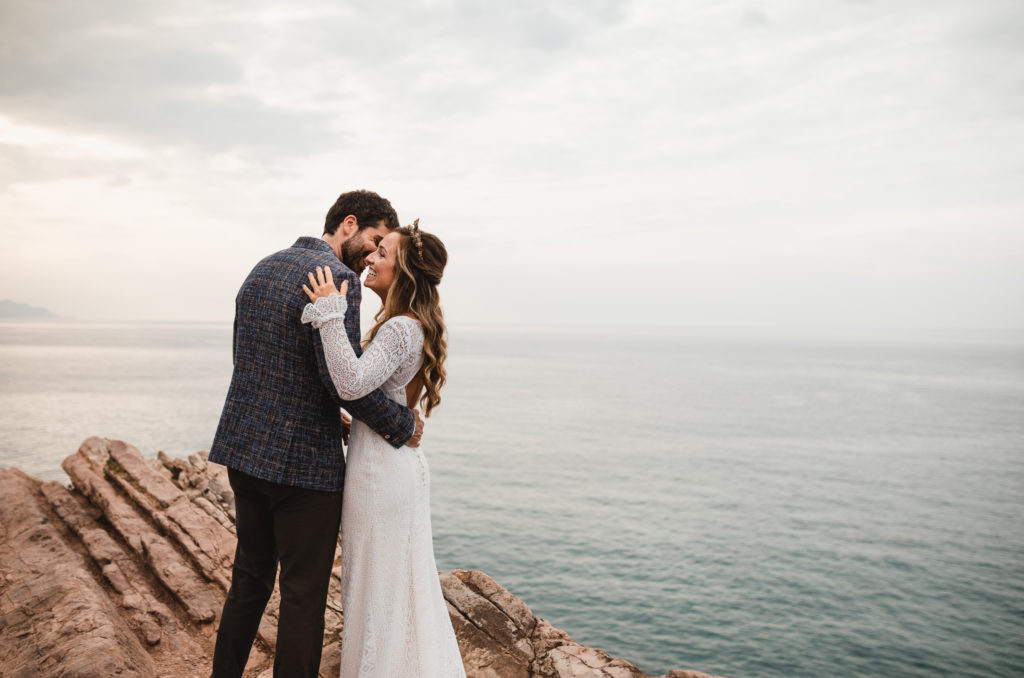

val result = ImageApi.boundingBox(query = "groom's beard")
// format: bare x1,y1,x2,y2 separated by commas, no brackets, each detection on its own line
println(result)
341,237,368,274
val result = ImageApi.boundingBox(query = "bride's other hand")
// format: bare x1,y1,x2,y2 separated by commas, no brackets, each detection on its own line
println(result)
341,410,352,446
303,266,348,303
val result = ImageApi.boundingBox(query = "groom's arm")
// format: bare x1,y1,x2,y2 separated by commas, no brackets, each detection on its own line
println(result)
308,268,417,449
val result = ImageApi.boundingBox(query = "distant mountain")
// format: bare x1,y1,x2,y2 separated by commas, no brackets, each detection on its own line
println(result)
0,300,57,319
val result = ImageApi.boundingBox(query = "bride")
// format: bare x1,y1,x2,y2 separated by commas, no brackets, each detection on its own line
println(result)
300,221,466,678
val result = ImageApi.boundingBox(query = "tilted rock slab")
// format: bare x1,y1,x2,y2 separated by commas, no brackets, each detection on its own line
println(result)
0,437,724,678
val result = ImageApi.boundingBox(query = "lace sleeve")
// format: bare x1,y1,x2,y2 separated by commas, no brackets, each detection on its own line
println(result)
303,298,414,400
301,294,347,328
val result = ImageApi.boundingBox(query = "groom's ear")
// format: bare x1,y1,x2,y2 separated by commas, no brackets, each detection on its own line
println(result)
338,214,359,239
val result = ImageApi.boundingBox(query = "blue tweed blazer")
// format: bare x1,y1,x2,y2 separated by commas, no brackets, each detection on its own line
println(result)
209,237,415,491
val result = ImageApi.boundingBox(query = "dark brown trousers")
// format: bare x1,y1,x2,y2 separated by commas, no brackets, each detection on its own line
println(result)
211,468,343,678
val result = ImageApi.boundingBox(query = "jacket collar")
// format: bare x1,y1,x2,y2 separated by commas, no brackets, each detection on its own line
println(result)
292,236,336,256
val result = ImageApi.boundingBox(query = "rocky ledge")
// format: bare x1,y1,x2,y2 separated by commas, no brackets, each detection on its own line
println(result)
0,437,722,678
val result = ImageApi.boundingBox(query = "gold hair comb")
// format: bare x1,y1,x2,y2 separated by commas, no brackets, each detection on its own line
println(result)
410,218,424,262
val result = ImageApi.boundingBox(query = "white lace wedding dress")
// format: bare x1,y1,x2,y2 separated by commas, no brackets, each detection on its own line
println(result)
301,294,466,678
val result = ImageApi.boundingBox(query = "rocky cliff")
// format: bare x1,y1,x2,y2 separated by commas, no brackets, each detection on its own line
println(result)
0,437,721,678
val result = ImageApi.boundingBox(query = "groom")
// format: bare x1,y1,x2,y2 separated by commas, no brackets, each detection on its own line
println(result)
208,189,423,678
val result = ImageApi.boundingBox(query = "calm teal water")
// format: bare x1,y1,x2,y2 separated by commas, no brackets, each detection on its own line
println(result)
1,321,1022,677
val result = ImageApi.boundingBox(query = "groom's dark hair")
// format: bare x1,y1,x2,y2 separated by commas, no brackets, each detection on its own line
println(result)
323,190,400,235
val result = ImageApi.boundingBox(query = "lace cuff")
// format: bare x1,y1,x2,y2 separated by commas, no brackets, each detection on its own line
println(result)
300,294,348,329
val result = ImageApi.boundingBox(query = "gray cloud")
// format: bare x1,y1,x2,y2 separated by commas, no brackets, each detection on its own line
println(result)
0,1,342,155
0,0,1022,328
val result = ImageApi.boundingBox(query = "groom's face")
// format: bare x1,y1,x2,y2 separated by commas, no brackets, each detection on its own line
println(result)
341,220,391,274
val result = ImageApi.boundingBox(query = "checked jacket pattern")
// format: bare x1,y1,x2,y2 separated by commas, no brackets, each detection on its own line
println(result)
209,237,415,491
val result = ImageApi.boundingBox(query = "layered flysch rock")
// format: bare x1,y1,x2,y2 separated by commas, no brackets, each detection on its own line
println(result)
0,437,723,678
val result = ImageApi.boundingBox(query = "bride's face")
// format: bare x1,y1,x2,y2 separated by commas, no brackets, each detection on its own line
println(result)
364,231,401,297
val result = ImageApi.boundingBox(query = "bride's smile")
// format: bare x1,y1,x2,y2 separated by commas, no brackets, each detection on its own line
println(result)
363,231,401,300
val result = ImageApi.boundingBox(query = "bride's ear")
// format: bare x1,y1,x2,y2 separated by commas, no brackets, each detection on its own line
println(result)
338,214,359,239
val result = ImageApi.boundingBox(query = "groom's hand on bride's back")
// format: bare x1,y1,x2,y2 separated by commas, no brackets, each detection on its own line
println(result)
406,409,424,448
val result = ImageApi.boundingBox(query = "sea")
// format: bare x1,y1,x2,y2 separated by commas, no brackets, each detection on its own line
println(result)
1,321,1022,678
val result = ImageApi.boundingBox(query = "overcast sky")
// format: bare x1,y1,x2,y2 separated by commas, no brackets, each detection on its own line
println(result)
1,0,1022,332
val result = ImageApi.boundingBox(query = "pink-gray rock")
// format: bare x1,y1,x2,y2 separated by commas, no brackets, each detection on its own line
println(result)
0,437,726,678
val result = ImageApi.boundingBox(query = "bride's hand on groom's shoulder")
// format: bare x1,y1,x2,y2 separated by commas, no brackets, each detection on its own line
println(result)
303,266,347,303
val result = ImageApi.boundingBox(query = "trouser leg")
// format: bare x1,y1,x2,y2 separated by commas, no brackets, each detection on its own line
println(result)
211,469,279,678
271,484,343,678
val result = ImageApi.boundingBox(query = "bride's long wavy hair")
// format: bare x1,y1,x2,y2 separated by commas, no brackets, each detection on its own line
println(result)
365,222,448,417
